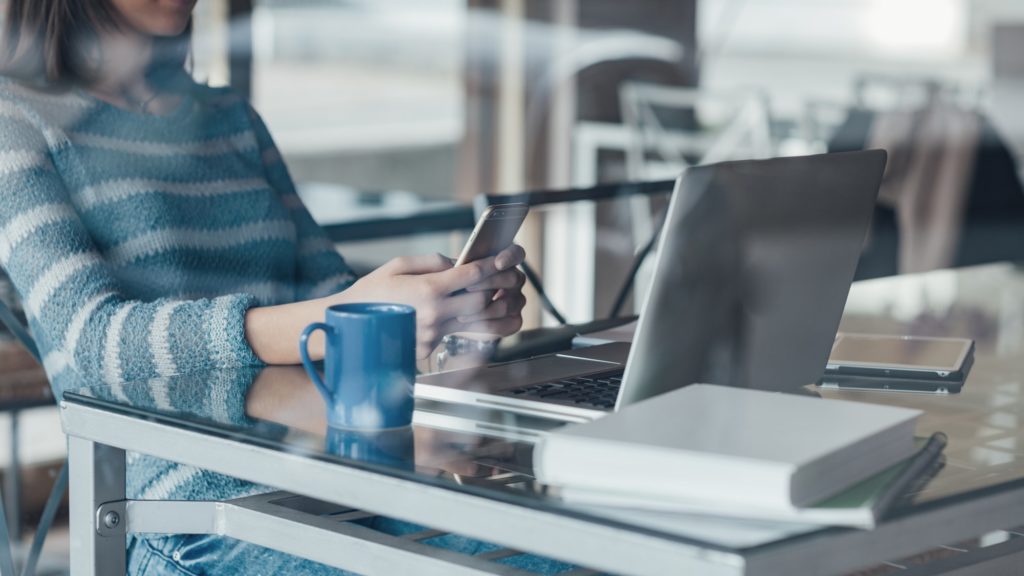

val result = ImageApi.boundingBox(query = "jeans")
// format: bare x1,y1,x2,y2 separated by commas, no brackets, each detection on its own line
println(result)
127,517,576,575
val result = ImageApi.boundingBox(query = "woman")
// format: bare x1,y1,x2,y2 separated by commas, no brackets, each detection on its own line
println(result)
0,1,550,574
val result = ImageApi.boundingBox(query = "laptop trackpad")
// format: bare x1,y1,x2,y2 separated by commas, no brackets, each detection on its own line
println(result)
418,354,621,393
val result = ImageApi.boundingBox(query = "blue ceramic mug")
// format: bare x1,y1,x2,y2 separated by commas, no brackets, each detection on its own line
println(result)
299,303,416,429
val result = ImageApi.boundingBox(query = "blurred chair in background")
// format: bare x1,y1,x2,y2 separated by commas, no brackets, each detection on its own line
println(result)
0,274,69,576
617,82,773,266
828,75,1024,279
619,82,774,182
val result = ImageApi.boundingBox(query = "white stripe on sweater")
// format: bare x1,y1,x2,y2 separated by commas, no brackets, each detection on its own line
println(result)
141,465,201,500
149,301,185,378
64,291,116,363
297,237,337,257
0,83,91,108
70,131,257,157
0,203,76,263
206,297,234,368
0,100,22,118
0,150,49,178
103,302,138,400
41,351,68,378
147,377,173,411
107,220,295,265
208,373,231,424
24,252,102,318
76,177,267,211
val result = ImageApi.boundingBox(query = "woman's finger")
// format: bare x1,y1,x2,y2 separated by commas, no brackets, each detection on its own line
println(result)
457,291,525,323
494,244,526,271
466,268,525,292
427,256,500,295
434,289,494,321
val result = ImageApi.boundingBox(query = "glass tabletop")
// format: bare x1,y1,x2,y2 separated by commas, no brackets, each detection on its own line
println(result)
61,262,1024,553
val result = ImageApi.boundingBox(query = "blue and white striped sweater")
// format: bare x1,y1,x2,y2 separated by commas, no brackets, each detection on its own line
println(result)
0,78,355,501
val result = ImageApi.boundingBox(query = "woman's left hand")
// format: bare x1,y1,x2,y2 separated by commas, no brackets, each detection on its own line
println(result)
448,245,528,338
448,255,528,336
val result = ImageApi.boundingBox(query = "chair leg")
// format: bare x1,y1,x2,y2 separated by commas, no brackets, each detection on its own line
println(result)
5,412,20,546
20,460,67,576
0,469,18,576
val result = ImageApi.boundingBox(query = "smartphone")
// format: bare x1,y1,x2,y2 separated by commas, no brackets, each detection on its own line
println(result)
455,204,529,266
821,333,974,389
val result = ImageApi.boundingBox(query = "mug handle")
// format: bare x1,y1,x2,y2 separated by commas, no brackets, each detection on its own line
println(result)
299,322,334,403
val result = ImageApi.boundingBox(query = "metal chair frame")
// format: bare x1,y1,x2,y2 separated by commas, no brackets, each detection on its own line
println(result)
0,294,68,576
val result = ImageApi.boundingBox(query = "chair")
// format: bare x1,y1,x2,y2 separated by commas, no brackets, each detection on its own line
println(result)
619,82,774,182
827,77,1024,279
0,293,68,576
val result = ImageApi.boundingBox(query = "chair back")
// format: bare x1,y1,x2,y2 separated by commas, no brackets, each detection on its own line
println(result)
619,82,774,181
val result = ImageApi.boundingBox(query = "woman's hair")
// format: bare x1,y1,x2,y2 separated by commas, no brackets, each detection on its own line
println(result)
0,0,191,90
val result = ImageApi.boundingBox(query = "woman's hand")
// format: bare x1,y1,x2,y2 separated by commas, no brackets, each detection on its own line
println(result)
245,246,527,364
339,245,527,358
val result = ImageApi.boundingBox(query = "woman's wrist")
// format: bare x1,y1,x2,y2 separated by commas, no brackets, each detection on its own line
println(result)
244,295,335,365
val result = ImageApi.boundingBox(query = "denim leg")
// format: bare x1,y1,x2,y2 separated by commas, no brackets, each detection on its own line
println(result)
129,519,576,575
129,535,357,576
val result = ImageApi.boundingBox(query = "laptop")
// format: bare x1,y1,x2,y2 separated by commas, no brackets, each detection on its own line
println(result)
416,150,887,422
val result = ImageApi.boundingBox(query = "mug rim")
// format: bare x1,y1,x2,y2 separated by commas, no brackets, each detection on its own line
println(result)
326,302,415,317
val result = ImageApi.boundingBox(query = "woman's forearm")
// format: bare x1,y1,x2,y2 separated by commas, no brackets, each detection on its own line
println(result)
244,297,335,365
245,247,528,366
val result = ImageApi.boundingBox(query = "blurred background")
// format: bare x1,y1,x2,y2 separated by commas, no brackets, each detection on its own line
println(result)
2,0,1024,573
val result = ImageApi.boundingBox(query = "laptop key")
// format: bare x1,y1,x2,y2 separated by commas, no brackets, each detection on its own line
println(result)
538,389,570,398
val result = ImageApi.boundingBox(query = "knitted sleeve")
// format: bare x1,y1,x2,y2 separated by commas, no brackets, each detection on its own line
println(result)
0,101,264,384
247,107,357,300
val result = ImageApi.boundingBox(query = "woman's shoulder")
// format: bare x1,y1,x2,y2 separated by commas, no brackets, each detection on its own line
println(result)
0,76,93,133
0,76,89,108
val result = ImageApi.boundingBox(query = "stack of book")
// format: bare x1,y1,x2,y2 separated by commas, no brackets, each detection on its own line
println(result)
533,384,944,529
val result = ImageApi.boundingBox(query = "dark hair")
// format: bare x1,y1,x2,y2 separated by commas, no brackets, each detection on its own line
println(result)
1,0,191,90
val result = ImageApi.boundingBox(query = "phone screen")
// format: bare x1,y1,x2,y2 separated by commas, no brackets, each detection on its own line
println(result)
829,334,970,371
456,204,528,265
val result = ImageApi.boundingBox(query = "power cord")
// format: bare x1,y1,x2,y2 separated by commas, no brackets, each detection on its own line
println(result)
520,260,568,326
608,208,668,319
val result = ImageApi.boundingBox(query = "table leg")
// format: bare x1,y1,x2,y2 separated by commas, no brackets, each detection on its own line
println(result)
68,437,125,576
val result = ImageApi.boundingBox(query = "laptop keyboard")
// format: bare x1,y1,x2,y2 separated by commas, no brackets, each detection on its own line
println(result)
504,371,624,410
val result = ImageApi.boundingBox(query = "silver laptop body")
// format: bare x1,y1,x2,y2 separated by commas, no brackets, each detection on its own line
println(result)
416,150,887,422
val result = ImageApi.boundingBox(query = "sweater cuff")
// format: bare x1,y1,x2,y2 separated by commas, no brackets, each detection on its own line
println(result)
207,293,265,369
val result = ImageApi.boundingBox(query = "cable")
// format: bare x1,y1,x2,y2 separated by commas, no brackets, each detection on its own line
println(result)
608,208,668,319
520,260,568,326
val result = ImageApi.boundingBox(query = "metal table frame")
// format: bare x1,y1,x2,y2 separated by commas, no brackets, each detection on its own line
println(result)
60,397,1024,576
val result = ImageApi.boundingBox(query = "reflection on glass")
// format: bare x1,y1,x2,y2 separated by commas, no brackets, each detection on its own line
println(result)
325,426,415,470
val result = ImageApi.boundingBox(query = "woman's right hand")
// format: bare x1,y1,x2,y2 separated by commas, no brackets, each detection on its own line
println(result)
338,248,525,358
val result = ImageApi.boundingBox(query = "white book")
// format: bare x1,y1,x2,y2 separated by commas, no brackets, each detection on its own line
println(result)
533,384,921,510
557,435,945,529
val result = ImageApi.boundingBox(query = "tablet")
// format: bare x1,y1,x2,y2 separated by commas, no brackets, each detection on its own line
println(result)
824,333,974,381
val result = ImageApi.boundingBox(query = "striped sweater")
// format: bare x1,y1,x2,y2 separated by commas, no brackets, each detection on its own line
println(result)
0,77,355,501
